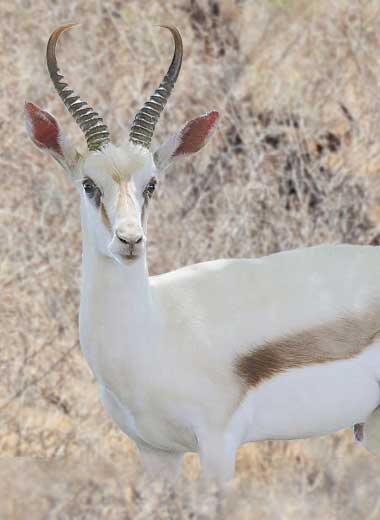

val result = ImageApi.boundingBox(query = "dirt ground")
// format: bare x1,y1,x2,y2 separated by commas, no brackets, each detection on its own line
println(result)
2,0,380,518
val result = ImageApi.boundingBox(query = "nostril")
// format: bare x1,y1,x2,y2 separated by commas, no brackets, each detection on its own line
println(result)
116,231,143,246
116,232,129,245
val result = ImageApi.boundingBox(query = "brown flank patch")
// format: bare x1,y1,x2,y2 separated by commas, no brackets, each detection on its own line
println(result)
235,305,380,388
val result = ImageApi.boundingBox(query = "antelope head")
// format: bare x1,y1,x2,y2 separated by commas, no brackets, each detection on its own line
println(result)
25,24,219,264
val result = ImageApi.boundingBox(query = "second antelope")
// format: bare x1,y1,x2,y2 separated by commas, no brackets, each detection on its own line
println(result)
25,24,380,482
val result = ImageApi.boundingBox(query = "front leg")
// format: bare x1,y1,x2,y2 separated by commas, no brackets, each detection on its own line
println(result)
198,430,237,484
137,441,184,483
361,406,380,456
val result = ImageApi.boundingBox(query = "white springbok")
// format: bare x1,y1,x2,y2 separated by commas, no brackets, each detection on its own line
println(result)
25,24,380,482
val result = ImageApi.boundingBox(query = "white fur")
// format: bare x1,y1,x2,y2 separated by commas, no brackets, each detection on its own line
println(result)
153,127,183,171
232,341,380,442
27,107,380,482
362,407,380,455
80,240,380,482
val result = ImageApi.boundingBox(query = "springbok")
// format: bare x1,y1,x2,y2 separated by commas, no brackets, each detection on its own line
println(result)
25,24,380,482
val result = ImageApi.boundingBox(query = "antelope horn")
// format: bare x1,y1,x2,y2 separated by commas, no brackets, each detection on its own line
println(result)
129,25,183,148
46,24,111,152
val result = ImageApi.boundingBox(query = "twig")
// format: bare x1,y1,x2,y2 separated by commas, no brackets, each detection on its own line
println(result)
0,341,79,412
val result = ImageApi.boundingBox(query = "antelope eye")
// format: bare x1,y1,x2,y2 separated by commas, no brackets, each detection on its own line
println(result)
82,179,96,196
144,178,157,198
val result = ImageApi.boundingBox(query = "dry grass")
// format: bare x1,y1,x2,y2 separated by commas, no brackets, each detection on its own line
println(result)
3,0,380,517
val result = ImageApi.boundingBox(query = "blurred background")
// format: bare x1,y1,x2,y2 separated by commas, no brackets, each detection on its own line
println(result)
2,0,380,517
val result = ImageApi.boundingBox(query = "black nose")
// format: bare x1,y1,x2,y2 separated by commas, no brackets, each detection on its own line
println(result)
116,231,143,246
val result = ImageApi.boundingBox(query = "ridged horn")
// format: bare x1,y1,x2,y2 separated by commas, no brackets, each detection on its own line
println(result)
129,25,183,148
46,24,111,152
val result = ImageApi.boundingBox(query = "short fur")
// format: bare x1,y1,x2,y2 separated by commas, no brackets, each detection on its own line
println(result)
100,202,112,231
235,304,380,388
24,103,61,153
88,143,153,184
27,92,380,484
362,406,380,455
174,111,219,156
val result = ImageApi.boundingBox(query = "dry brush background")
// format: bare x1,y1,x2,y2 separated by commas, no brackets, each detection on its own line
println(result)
2,0,380,518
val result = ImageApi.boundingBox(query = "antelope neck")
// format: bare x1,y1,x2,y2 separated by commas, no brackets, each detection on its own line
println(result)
81,240,153,316
79,211,156,365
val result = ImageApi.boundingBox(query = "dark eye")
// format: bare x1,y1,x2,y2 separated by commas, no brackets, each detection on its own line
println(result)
144,178,157,199
82,178,96,196
82,178,101,206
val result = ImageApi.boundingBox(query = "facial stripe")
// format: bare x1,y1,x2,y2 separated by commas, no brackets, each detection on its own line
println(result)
100,202,112,231
115,182,143,234
112,172,122,184
117,183,135,214
141,199,147,231
234,305,380,388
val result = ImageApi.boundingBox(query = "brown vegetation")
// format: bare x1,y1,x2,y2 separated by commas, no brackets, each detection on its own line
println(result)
2,0,380,517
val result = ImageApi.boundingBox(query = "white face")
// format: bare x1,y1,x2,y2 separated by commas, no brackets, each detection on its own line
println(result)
25,102,219,267
76,143,157,265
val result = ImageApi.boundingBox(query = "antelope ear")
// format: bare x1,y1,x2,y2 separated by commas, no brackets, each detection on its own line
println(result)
154,111,219,172
24,102,80,174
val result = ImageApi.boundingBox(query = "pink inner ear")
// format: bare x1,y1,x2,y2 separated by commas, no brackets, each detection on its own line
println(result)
25,102,61,154
174,111,219,156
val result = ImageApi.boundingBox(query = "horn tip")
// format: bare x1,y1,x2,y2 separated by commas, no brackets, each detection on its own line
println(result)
60,22,79,30
155,24,181,36
49,22,80,40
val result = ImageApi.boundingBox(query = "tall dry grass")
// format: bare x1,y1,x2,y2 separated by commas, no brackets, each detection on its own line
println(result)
2,0,380,517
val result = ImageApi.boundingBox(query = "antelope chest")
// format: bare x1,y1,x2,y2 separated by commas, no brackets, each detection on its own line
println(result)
79,332,196,451
100,382,198,452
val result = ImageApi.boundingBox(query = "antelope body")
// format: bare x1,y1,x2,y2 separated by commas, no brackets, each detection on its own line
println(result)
26,24,380,483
